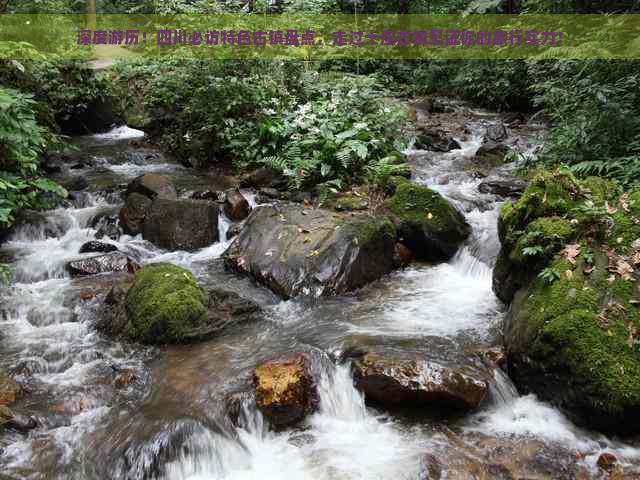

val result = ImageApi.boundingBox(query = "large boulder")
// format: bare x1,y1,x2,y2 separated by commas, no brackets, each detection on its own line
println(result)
126,173,177,200
0,405,37,432
349,352,489,411
119,192,152,236
224,189,251,221
254,354,318,429
223,204,397,299
470,142,511,176
97,263,260,344
384,183,470,262
142,199,219,251
239,167,286,190
67,252,139,277
496,170,640,433
79,241,118,254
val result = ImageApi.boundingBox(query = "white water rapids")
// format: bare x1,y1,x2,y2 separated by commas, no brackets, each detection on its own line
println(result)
1,115,640,479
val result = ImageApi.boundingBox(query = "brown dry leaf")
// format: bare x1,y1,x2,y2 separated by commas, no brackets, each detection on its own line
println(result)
303,198,312,209
620,192,630,212
632,252,640,265
614,258,634,281
598,314,610,327
564,270,573,280
607,275,616,283
562,244,581,265
606,201,618,215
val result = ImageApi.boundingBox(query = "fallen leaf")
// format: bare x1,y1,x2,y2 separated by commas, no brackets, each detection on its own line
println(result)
614,258,634,280
633,252,640,265
606,201,618,215
303,237,311,244
308,249,320,258
617,236,624,244
565,270,573,279
628,321,638,349
303,198,312,208
426,212,433,220
562,244,581,265
542,192,548,204
607,275,616,283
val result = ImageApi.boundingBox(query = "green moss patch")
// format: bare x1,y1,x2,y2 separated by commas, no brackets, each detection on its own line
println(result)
124,263,207,344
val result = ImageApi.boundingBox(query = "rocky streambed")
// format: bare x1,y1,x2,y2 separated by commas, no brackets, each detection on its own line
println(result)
1,103,640,479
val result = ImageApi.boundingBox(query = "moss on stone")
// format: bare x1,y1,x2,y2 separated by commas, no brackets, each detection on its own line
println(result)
511,217,574,263
345,215,396,244
385,183,465,234
124,263,207,344
581,176,620,205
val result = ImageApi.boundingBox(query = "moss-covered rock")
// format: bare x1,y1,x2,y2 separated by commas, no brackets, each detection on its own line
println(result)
124,263,208,344
496,169,640,432
384,183,470,261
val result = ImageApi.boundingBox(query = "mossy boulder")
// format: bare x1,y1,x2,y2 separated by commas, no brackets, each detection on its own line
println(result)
124,263,208,344
496,169,640,432
384,183,470,261
223,204,397,299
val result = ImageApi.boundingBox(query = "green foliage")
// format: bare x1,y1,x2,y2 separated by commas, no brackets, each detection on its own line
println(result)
0,87,66,228
247,74,410,189
537,265,561,284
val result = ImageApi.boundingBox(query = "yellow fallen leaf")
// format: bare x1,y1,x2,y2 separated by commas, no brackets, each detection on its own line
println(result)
426,212,433,220
565,270,573,280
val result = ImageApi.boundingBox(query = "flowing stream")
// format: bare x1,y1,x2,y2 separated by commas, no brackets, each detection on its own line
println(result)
2,104,640,479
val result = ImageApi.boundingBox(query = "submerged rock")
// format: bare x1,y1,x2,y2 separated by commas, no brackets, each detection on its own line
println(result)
223,204,397,299
497,170,640,433
79,241,118,254
384,182,470,262
67,252,139,277
142,199,219,251
254,354,318,429
470,142,511,176
349,352,489,411
224,189,251,221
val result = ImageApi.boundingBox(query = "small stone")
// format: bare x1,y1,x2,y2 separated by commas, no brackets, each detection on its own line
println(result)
224,189,251,221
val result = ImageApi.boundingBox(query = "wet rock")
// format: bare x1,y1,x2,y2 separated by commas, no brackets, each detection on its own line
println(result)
79,288,97,301
597,452,617,473
478,177,528,197
484,122,509,143
91,211,122,240
349,352,489,411
0,406,37,433
223,204,397,299
0,370,22,406
114,369,138,389
224,189,251,221
332,195,369,212
61,176,89,192
289,191,313,204
471,142,510,173
410,96,447,114
479,347,507,370
384,183,470,262
501,112,526,127
119,192,152,235
240,167,287,190
190,190,221,202
142,199,219,251
254,354,318,429
126,173,177,200
415,128,461,152
79,241,118,254
67,252,139,277
393,242,413,268
419,453,442,480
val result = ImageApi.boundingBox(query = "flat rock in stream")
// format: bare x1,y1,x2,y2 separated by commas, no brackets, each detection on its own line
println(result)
79,240,118,254
67,252,139,277
223,204,397,299
126,173,177,200
0,370,22,406
414,128,461,152
478,177,528,197
349,352,489,411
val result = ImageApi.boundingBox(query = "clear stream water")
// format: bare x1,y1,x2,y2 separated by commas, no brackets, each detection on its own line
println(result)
1,107,640,479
